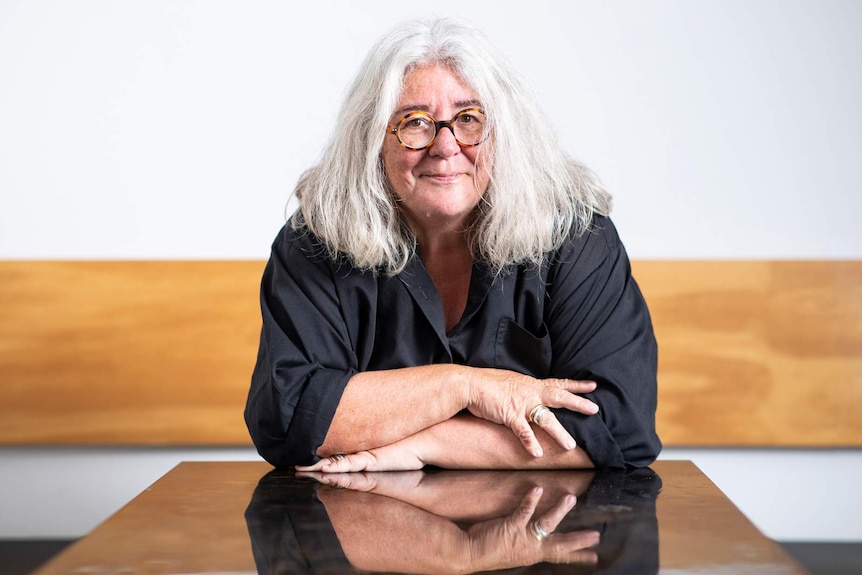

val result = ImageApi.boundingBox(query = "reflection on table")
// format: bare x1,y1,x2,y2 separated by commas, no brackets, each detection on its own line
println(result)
31,461,810,575
246,467,660,574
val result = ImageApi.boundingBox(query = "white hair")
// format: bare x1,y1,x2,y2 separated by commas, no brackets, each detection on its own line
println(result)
292,17,611,275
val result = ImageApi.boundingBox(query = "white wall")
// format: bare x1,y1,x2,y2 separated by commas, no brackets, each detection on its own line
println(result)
1,0,860,542
2,0,861,258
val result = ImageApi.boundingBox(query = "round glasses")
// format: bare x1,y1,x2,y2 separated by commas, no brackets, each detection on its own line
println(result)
388,108,487,150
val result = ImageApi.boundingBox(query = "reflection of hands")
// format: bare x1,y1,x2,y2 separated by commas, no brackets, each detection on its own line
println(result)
467,486,599,571
466,368,599,457
299,470,599,574
295,469,425,494
297,468,596,520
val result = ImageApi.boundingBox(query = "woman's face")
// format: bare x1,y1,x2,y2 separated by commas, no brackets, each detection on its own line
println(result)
382,64,491,234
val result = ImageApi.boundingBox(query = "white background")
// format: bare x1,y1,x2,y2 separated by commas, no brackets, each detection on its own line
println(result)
1,0,860,541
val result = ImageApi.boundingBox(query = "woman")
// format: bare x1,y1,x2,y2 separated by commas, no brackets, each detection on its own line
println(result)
245,17,660,471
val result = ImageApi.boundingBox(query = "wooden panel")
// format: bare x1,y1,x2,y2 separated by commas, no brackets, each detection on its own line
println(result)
633,260,862,446
0,260,860,446
0,261,264,444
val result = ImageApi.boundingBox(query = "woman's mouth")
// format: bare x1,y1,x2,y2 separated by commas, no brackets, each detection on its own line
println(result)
424,173,463,183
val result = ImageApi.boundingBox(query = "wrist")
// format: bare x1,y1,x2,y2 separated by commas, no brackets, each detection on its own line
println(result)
405,421,451,468
446,363,475,411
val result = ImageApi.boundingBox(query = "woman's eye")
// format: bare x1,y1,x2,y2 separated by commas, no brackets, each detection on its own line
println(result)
403,115,431,129
457,112,483,124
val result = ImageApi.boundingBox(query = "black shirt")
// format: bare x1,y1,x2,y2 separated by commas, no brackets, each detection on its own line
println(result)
245,215,661,468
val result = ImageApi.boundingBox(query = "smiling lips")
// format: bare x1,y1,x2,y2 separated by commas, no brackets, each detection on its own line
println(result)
423,172,464,183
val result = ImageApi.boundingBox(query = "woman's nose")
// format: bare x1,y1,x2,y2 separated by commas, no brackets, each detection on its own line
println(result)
428,125,460,157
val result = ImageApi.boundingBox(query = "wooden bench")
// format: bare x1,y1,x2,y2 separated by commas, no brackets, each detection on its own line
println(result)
1,260,859,446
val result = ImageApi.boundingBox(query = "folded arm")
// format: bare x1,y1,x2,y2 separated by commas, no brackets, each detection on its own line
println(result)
301,412,594,472
320,365,598,461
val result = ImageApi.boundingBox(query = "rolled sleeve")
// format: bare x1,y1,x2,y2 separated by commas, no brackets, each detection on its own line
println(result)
245,227,358,467
547,218,661,468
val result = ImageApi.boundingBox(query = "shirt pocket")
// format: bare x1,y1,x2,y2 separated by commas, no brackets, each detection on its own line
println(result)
494,318,552,378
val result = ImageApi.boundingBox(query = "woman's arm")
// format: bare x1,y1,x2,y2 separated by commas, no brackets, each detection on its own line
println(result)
301,412,595,472
320,366,598,460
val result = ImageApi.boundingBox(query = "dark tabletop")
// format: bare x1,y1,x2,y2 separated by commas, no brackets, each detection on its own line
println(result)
33,460,809,574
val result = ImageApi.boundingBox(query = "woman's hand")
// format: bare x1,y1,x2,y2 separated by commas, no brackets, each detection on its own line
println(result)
466,368,599,458
296,437,425,473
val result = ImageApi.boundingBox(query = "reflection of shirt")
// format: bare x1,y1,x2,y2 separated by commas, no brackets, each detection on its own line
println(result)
245,215,661,468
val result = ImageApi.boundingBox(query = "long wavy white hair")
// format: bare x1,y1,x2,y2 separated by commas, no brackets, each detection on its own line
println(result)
292,17,611,275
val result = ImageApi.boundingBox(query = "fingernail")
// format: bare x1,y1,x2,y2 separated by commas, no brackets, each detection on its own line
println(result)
534,447,544,458
566,439,576,450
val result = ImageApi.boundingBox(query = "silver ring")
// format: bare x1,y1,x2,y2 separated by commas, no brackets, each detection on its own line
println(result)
531,521,551,541
329,453,346,463
529,404,550,425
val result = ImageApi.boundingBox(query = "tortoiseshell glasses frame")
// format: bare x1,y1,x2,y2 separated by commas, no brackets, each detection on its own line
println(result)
387,108,488,150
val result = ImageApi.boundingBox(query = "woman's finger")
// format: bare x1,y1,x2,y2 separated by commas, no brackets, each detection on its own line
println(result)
294,459,329,472
533,493,577,535
295,452,375,473
529,409,578,451
324,452,376,472
556,379,598,393
329,472,379,491
543,530,601,564
511,419,544,458
542,385,599,416
293,470,327,483
514,486,544,524
541,377,597,396
529,492,577,542
295,453,344,472
294,470,379,492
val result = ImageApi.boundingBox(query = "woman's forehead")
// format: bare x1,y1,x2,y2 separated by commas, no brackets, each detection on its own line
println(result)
395,64,480,113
